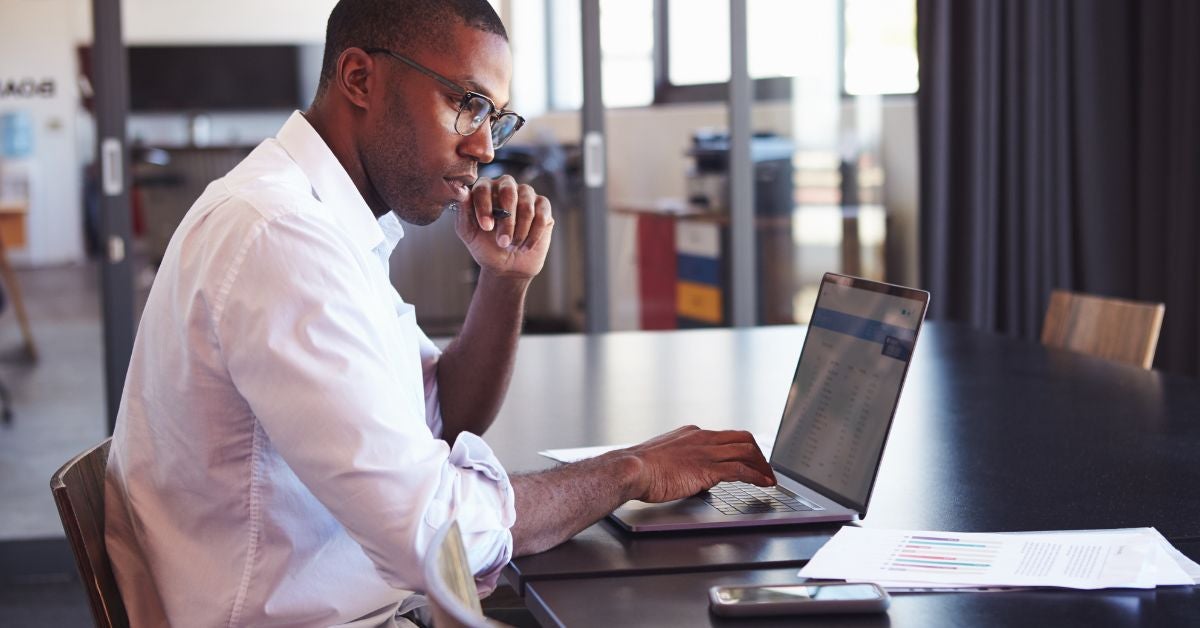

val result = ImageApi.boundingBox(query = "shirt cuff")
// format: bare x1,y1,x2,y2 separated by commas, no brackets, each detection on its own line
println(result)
422,431,516,596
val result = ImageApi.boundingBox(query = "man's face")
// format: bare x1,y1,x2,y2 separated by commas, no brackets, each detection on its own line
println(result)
359,24,513,226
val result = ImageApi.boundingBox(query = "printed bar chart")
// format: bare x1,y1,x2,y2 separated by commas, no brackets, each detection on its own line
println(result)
882,534,1001,574
800,527,1195,589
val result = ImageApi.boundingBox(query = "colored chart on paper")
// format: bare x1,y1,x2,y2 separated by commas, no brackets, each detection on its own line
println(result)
799,527,1197,589
881,534,1001,575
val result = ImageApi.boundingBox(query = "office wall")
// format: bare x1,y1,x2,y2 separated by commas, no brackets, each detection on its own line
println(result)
72,0,336,44
76,2,333,164
0,1,339,267
0,0,84,266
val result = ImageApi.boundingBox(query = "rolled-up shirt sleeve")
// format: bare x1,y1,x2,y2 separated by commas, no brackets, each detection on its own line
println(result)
430,432,515,593
213,210,514,592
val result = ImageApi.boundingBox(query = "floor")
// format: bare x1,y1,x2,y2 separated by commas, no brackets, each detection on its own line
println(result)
0,261,108,541
0,578,92,626
0,260,112,626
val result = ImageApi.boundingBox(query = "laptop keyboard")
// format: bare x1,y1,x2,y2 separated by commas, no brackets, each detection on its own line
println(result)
699,482,824,515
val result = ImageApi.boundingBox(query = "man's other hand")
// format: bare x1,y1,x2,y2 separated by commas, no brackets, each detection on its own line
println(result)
456,175,554,279
615,426,776,503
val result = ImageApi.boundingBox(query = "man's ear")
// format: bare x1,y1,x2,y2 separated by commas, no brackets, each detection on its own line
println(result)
336,47,377,111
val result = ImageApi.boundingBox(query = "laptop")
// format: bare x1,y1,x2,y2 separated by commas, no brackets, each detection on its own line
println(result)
610,273,929,532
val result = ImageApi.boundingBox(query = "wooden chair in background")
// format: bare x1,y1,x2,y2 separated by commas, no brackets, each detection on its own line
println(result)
50,438,130,628
0,200,37,362
0,201,36,424
1041,290,1165,369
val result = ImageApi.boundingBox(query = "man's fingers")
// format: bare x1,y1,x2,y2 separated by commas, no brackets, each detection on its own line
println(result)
710,441,763,462
691,430,772,483
624,426,777,501
709,442,774,481
494,175,518,248
511,184,537,246
701,430,773,473
470,179,495,232
718,461,776,487
454,196,478,242
521,196,554,251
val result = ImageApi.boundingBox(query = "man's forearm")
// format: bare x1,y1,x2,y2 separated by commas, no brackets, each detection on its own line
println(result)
436,269,529,443
509,426,776,555
510,452,643,556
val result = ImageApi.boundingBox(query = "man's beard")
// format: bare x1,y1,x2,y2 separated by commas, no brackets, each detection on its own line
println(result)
360,135,446,226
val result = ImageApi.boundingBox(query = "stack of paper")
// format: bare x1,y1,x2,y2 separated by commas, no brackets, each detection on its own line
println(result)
799,527,1200,591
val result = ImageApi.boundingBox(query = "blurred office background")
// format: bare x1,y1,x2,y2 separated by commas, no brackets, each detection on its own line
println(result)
0,0,1197,624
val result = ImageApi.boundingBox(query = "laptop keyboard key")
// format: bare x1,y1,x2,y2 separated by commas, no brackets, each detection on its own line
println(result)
701,481,823,515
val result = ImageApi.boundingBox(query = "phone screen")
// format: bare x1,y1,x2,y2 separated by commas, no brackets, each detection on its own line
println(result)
718,584,883,604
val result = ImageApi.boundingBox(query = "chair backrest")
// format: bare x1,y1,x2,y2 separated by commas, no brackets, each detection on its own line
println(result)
1041,290,1166,369
50,437,130,628
424,520,495,628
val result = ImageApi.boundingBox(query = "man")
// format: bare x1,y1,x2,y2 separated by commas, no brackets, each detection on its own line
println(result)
105,1,775,626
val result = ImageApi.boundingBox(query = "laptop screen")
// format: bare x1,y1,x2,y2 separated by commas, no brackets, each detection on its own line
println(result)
770,274,928,513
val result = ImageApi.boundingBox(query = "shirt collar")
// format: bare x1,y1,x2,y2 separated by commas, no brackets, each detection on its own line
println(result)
275,111,405,254
377,212,405,257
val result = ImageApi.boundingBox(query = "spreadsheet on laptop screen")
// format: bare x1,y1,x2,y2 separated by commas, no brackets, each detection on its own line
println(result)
771,280,924,507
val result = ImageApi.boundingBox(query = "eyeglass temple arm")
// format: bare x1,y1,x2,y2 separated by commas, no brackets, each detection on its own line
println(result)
361,47,521,125
361,48,467,96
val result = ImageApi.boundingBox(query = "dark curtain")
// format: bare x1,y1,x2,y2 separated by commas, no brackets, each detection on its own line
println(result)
917,0,1200,375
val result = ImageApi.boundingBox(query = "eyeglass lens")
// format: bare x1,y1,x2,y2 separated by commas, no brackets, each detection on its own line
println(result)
454,95,522,148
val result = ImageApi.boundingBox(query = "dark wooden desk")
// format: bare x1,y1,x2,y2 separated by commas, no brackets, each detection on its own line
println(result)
524,566,1200,628
527,545,1200,628
488,324,1200,619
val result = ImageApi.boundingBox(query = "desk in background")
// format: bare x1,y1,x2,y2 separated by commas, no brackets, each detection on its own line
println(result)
0,201,36,361
619,205,888,329
486,324,1200,626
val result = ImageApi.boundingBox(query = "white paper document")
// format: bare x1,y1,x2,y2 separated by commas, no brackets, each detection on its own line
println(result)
538,444,632,463
539,433,775,464
799,527,1198,590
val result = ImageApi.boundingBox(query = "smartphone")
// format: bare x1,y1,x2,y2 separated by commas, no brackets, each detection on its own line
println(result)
708,582,891,617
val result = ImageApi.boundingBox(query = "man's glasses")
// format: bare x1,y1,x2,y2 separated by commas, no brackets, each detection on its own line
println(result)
362,47,525,150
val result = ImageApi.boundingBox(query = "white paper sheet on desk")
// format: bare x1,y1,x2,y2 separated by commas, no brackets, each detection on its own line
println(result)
1029,527,1200,586
798,527,1195,590
871,528,1200,592
539,433,774,463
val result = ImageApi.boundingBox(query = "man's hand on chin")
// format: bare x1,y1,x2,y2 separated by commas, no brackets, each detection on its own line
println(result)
455,174,554,280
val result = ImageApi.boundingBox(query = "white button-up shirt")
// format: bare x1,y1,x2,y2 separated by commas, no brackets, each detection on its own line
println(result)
105,112,515,628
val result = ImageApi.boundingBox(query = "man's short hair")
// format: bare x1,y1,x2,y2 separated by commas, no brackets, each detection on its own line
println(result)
316,0,508,99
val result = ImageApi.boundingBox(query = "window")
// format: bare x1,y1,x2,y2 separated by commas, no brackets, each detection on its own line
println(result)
541,0,655,109
659,0,916,103
600,0,655,107
843,0,919,95
546,0,583,109
666,0,834,85
515,0,916,112
666,0,729,86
